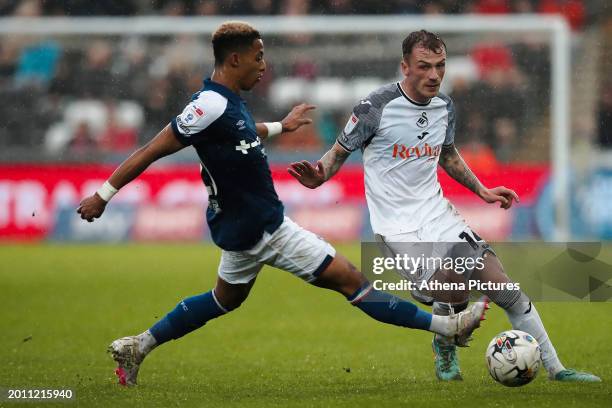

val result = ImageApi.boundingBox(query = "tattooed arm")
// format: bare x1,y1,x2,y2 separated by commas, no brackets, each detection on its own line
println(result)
287,142,350,189
439,143,519,209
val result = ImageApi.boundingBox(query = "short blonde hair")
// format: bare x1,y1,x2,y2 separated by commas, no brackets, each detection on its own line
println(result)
212,21,261,66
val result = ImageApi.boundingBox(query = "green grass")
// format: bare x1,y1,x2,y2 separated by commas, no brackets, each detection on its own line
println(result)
0,244,610,407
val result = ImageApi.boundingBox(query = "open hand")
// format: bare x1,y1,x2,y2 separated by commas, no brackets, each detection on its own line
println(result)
77,194,107,222
288,160,325,189
281,103,316,133
479,186,519,210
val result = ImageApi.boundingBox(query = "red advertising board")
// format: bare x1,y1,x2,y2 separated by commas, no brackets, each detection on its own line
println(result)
0,163,548,241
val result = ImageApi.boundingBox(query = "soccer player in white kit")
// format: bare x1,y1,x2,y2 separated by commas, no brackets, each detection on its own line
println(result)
289,30,600,383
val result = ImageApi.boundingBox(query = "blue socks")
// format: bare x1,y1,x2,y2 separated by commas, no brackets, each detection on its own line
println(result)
148,283,433,347
149,290,227,345
348,283,432,331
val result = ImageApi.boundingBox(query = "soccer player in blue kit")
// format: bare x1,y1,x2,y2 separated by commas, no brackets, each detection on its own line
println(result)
77,22,487,387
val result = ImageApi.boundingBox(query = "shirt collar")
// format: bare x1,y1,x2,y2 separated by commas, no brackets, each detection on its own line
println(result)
203,78,242,104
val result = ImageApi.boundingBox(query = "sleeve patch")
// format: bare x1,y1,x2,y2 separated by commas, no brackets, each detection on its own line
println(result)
173,91,227,139
343,113,359,135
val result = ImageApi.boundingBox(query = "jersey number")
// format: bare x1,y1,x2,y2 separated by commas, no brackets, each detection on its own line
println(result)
458,230,482,250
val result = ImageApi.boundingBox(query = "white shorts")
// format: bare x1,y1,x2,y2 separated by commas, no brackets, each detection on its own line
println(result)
218,216,336,285
376,203,492,304
384,202,471,243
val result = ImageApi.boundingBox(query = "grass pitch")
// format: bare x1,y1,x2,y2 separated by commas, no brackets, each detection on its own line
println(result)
1,243,610,407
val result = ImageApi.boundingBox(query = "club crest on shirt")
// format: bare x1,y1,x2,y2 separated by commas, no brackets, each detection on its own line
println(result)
416,112,428,128
344,113,359,134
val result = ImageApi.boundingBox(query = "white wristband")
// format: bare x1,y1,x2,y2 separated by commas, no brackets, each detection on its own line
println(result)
264,122,283,138
96,181,118,202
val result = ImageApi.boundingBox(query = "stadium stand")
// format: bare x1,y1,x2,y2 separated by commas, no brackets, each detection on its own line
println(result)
0,0,606,163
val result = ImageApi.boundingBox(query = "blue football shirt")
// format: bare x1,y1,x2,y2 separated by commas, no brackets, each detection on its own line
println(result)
170,78,284,251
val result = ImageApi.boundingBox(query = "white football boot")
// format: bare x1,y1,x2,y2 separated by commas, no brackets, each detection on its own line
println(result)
108,336,146,386
450,297,489,347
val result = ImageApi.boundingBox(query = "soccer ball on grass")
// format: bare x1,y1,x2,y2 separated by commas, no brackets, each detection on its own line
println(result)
485,329,541,387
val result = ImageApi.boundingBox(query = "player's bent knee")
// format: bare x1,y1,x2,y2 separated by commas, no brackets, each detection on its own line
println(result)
213,277,254,311
312,254,366,297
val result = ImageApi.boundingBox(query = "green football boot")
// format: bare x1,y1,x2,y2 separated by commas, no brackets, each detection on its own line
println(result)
433,337,463,381
553,369,601,383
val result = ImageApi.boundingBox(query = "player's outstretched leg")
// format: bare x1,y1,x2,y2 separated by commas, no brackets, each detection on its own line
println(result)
473,254,601,383
312,253,488,346
109,277,254,386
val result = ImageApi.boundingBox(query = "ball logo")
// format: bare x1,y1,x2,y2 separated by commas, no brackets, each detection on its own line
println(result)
500,337,517,363
416,112,429,128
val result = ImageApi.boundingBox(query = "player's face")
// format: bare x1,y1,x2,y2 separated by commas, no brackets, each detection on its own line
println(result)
238,39,266,91
401,45,446,102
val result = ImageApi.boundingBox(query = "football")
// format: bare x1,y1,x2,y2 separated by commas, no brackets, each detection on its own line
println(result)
486,330,541,387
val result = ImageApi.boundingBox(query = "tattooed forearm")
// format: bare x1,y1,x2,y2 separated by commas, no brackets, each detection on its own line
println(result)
439,144,484,196
320,143,351,181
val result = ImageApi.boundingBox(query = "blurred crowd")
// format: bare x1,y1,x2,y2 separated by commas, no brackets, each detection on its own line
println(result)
0,0,601,31
0,0,609,164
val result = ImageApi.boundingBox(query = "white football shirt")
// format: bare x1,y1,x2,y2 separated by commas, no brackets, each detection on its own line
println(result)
337,82,456,236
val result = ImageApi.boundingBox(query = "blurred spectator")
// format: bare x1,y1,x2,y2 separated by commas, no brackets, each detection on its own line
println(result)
474,0,512,13
450,77,486,140
0,0,17,15
439,0,471,13
492,117,518,162
326,0,354,14
98,105,138,153
13,0,40,16
458,133,498,170
42,0,136,16
194,0,219,15
282,0,310,15
538,0,585,30
141,78,175,142
272,125,322,151
597,84,612,148
0,39,18,87
73,40,116,99
394,0,421,13
423,1,445,14
513,0,536,13
48,50,80,97
14,40,61,88
511,39,550,119
471,42,515,79
68,121,96,154
250,0,277,14
291,57,318,80
114,37,151,101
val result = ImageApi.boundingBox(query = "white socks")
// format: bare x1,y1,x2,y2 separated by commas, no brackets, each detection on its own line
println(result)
429,315,456,337
136,330,158,355
504,300,565,377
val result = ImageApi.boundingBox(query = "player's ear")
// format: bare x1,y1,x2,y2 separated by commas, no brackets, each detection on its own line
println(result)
229,52,240,67
400,58,410,76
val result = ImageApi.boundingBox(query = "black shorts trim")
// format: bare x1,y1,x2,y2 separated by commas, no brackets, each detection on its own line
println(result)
313,254,334,278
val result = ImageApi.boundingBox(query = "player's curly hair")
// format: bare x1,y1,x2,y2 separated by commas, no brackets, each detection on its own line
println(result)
402,30,446,59
212,21,261,66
